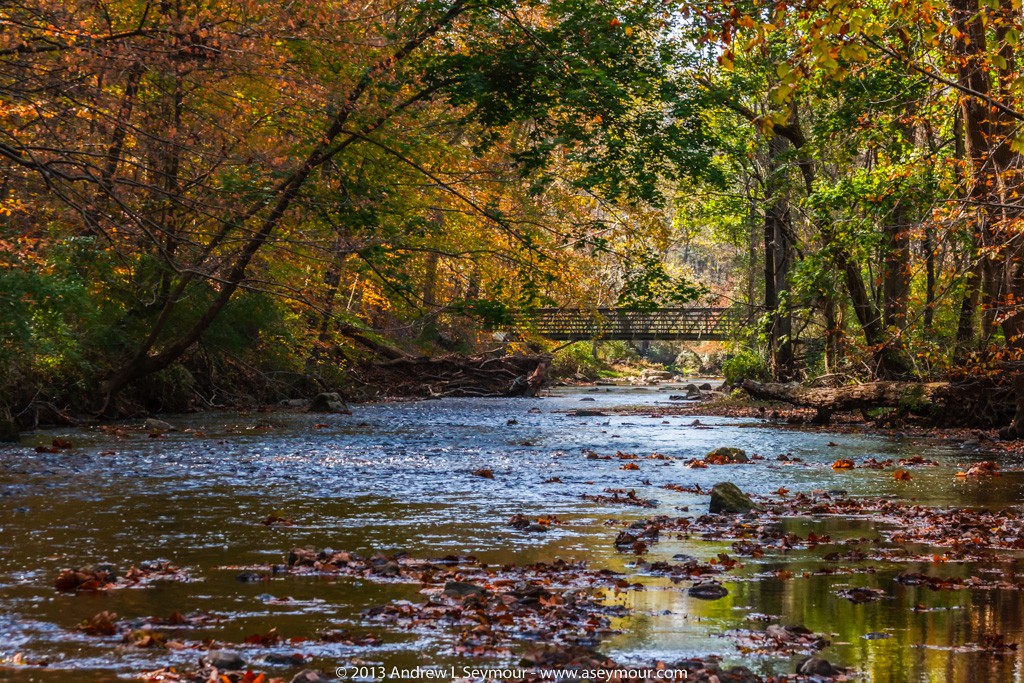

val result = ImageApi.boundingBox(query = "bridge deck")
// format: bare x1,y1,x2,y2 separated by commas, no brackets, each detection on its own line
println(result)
518,307,747,341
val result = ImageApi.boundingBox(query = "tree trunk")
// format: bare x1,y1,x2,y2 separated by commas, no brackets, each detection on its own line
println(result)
763,134,794,378
882,198,911,330
923,221,936,330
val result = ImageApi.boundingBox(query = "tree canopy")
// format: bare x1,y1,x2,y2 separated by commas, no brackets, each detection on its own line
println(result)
5,0,1024,414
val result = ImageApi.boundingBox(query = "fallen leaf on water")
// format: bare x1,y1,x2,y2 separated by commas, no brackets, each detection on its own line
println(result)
260,514,295,527
243,628,280,646
78,611,119,635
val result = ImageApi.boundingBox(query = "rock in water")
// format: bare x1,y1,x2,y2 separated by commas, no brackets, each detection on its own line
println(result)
291,671,335,683
309,392,348,413
705,447,749,463
708,482,758,513
443,581,487,598
201,650,246,670
796,657,843,677
143,418,175,433
687,581,729,600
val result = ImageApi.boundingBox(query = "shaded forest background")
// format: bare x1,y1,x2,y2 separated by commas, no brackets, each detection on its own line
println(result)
4,0,1024,422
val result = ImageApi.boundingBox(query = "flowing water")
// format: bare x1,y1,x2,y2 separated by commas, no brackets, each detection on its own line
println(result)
2,384,1024,682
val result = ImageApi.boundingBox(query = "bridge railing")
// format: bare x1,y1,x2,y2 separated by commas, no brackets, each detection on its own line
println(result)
510,306,755,341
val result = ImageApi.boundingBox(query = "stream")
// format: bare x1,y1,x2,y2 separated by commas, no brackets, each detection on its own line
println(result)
2,384,1024,682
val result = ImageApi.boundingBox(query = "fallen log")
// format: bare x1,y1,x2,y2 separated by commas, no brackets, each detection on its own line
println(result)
741,379,950,425
353,352,551,399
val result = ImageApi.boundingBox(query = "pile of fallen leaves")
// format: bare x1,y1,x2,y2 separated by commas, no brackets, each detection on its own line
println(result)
55,561,194,592
581,488,657,508
725,624,831,656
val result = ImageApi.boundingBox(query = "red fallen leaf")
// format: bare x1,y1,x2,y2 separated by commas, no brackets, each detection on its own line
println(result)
862,457,893,469
319,629,381,646
899,455,938,466
124,630,166,648
714,553,738,570
55,568,115,592
960,460,1000,477
620,463,640,471
261,514,295,526
662,483,702,493
775,487,790,496
894,469,912,481
832,459,855,470
314,423,328,429
78,611,119,635
472,468,494,479
243,628,280,646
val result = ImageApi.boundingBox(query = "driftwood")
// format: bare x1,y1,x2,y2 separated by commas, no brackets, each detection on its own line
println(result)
741,379,950,425
353,353,551,399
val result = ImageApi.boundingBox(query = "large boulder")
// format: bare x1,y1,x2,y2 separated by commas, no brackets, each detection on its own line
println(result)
309,392,348,413
709,482,758,514
706,447,749,463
